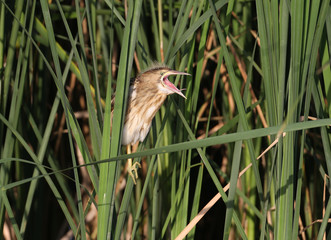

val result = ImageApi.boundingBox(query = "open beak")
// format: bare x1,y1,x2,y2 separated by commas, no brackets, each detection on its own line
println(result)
161,70,190,99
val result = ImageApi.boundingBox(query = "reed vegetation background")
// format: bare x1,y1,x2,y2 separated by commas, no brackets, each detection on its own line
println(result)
1,0,331,239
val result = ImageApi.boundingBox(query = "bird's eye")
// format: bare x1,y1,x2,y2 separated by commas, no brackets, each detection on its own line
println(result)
160,72,165,76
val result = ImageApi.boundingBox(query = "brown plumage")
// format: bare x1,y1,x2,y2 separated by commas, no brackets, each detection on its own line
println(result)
116,65,190,184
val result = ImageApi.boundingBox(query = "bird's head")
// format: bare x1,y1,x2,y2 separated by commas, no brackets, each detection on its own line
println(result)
137,67,190,99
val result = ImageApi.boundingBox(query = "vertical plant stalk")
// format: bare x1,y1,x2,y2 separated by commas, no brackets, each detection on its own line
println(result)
0,0,25,234
158,0,164,62
97,0,143,239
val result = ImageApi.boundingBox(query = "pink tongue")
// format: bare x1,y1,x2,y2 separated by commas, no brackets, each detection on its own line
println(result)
164,78,180,92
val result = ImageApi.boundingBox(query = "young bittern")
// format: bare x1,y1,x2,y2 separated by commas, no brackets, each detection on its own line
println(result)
118,65,189,184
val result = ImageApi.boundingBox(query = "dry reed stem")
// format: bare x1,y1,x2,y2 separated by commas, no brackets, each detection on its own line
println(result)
175,129,290,239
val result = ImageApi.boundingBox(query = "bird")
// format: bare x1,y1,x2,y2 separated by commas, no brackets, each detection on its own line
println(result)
117,64,190,184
